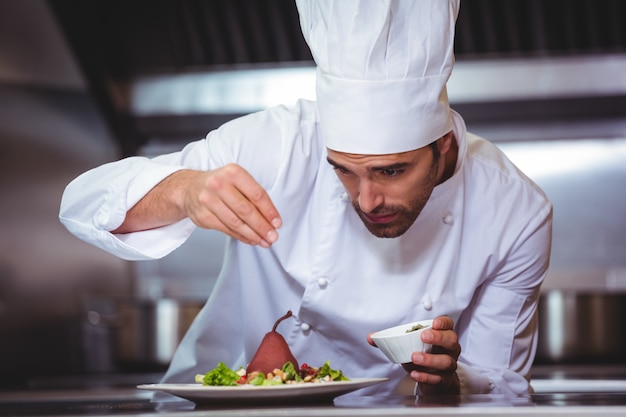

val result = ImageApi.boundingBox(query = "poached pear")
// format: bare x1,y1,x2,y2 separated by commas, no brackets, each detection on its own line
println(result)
246,310,299,375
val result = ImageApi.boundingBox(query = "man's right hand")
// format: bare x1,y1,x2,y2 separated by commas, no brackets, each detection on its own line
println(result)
182,164,282,247
113,165,282,248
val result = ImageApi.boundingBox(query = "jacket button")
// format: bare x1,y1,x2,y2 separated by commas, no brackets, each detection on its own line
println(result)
317,277,329,288
442,213,454,225
422,294,433,310
301,322,311,331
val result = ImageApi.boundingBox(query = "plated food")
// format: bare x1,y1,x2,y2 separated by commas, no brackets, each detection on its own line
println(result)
138,310,388,404
137,378,388,405
196,360,349,387
194,310,349,387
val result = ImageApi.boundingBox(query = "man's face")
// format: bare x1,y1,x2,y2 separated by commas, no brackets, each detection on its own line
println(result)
327,144,442,238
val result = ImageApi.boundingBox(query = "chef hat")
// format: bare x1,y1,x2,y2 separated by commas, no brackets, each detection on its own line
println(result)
296,0,460,154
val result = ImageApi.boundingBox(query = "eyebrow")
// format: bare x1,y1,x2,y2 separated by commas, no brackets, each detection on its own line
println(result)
326,157,412,173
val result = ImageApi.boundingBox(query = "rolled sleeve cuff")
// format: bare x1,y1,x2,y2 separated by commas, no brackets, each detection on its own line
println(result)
456,362,495,394
60,159,196,261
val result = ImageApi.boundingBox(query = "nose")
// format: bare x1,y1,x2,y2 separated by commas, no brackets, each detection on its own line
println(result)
358,179,384,213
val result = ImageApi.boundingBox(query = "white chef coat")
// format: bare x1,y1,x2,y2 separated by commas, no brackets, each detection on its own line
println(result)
60,99,552,398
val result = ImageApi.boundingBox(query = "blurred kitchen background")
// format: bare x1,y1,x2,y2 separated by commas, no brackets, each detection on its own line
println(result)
0,0,624,389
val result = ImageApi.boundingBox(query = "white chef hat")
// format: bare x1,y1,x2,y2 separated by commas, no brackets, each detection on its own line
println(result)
296,0,460,154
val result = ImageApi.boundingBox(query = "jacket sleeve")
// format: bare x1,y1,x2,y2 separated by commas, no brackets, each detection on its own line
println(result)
59,147,203,260
59,104,293,260
456,194,553,395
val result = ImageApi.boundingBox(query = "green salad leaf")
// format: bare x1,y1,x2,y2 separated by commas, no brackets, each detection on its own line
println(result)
196,360,349,386
281,361,303,382
247,372,283,386
201,362,240,386
317,360,349,381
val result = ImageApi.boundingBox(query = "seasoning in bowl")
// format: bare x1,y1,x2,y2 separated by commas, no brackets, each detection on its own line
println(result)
371,319,434,364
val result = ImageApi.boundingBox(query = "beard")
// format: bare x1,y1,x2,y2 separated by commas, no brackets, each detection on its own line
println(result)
353,192,432,238
352,156,440,238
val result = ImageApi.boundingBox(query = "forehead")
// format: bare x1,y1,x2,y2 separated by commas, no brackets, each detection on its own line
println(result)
326,148,424,166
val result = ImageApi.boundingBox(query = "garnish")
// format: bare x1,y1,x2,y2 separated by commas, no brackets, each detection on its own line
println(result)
195,360,349,386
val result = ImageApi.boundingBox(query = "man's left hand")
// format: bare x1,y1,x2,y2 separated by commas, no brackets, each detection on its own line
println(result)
403,315,461,395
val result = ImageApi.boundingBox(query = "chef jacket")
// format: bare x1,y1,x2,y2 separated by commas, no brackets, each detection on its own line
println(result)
60,99,553,397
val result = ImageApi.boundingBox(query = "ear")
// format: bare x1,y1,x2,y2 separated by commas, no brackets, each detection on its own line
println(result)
438,131,454,155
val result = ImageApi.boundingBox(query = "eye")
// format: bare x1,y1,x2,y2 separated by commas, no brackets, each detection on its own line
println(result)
333,166,350,176
380,168,403,177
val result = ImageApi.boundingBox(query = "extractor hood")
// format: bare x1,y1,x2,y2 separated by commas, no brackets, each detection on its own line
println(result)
48,0,626,156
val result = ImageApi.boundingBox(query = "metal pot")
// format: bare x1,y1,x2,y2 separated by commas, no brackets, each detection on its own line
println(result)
536,291,626,364
85,297,202,370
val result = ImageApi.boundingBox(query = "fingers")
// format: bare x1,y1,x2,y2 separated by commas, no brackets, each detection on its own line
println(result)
409,367,445,385
405,316,461,394
411,366,461,395
431,316,455,331
186,164,282,247
421,316,461,358
407,351,460,395
368,316,460,393
206,181,275,246
225,164,282,229
409,351,458,375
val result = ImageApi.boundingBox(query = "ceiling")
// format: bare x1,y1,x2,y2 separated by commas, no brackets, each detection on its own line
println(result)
48,0,626,155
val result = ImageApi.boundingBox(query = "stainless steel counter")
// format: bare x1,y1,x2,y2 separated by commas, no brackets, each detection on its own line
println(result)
3,392,626,417
0,364,626,417
3,365,626,417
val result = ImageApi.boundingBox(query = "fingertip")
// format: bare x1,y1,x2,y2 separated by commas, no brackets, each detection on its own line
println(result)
411,352,425,364
266,230,278,243
432,315,451,330
271,217,282,229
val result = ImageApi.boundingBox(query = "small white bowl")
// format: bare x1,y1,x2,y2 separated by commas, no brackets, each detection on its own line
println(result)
371,319,434,364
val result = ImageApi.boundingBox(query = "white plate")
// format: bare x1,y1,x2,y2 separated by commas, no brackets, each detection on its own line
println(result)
137,378,388,405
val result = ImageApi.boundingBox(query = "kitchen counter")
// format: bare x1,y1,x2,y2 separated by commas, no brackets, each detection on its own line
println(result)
3,365,626,417
1,365,625,417
3,390,626,417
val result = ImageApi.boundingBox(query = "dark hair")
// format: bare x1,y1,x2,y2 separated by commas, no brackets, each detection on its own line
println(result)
429,140,440,158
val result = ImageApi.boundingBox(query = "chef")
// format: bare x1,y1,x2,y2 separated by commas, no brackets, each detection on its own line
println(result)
59,0,552,397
